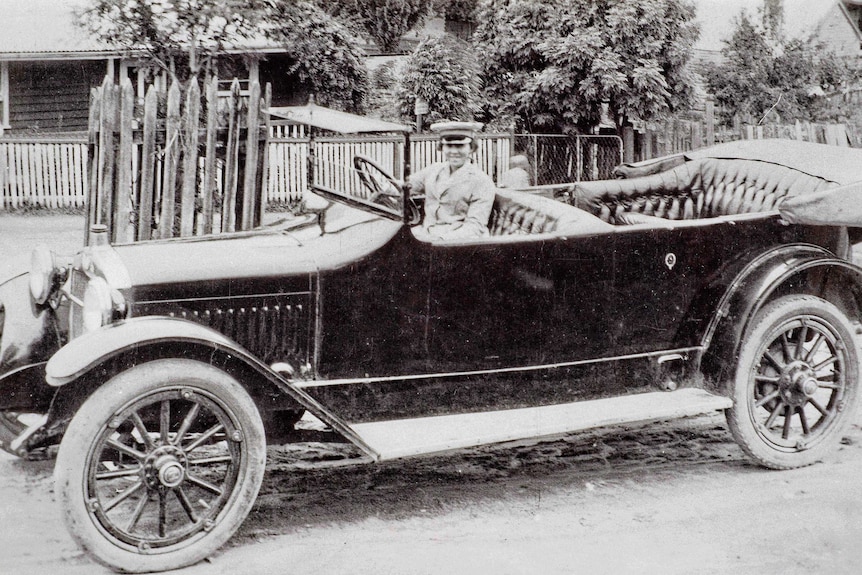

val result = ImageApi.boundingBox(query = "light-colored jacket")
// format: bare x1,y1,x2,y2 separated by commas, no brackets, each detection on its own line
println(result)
410,162,495,239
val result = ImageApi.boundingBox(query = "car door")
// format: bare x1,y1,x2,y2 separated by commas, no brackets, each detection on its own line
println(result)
608,217,787,355
426,233,616,371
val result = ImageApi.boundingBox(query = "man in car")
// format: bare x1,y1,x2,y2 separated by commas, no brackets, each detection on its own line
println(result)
409,121,496,239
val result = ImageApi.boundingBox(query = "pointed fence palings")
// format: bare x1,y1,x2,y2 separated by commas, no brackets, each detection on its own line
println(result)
85,75,269,244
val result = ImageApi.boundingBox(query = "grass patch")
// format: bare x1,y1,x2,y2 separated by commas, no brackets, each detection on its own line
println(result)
1,204,86,216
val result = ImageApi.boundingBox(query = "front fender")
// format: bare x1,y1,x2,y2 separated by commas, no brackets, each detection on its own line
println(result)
45,316,377,457
45,316,243,386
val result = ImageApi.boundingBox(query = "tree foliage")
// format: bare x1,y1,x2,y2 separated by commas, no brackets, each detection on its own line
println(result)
705,7,843,125
79,0,271,80
433,0,479,23
80,0,369,111
472,0,699,134
314,0,430,54
394,36,482,125
267,2,369,111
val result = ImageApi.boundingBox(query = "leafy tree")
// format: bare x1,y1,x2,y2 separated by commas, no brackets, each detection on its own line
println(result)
79,0,271,80
267,2,369,112
314,0,430,54
80,0,369,111
705,8,843,125
433,0,479,23
394,35,482,126
472,0,699,134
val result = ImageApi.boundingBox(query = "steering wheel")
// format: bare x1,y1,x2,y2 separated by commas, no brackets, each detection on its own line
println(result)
353,155,402,208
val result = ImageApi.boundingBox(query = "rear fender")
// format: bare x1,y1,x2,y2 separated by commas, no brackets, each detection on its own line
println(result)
45,316,376,457
701,244,862,386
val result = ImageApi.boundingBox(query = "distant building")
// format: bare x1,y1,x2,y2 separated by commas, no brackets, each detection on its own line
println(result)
0,0,314,135
814,0,862,57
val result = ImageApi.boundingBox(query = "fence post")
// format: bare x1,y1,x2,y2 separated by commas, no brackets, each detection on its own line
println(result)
258,82,272,227
159,82,181,238
705,98,715,147
85,86,101,242
201,76,219,235
138,86,158,241
222,79,241,233
0,144,6,208
622,126,635,163
179,77,201,236
98,76,117,229
115,78,135,243
241,80,261,230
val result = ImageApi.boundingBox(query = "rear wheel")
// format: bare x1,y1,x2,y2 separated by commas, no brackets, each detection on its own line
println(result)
727,295,860,469
54,359,266,573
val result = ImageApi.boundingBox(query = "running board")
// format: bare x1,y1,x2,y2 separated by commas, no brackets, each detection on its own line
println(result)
350,389,732,461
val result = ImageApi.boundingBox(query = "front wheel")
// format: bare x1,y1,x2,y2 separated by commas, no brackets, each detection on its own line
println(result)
727,295,860,469
54,359,266,573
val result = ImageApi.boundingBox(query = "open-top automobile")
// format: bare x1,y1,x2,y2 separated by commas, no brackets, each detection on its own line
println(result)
1,125,861,571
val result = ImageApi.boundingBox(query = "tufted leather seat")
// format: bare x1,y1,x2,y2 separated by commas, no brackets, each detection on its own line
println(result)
556,158,838,225
488,188,612,236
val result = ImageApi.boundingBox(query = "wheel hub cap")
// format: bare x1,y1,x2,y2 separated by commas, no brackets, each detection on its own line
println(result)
157,457,185,488
779,362,819,406
144,445,188,489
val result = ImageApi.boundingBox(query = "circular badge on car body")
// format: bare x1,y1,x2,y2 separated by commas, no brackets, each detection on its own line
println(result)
665,253,677,270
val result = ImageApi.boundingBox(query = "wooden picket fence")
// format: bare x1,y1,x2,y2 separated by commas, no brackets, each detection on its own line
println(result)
267,130,512,205
0,137,88,209
3,112,861,212
87,75,268,243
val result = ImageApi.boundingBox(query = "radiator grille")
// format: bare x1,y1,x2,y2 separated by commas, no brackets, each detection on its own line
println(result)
67,268,88,338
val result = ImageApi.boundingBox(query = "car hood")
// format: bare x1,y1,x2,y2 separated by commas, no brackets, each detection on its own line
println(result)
113,210,403,288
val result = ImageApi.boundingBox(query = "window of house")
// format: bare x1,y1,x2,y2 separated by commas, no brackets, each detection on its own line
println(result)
0,61,9,131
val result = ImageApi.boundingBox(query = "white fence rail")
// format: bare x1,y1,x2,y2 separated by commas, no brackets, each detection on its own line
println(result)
3,133,620,210
0,138,88,209
267,133,514,204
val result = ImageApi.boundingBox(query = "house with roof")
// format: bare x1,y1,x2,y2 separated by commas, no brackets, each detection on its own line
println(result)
813,0,862,55
691,0,862,56
0,0,322,136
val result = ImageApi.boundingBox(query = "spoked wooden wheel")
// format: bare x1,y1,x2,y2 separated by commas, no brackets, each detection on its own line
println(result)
727,295,859,469
55,359,265,573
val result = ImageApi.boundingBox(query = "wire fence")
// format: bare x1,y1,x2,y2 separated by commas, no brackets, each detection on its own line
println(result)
512,134,623,186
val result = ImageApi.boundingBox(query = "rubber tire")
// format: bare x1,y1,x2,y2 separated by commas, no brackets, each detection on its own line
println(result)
726,295,860,469
54,359,266,573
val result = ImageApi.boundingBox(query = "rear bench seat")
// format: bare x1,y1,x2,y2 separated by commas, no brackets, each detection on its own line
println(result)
555,158,838,225
489,187,612,236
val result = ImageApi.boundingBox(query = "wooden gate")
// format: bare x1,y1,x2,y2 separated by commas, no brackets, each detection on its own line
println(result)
87,75,269,244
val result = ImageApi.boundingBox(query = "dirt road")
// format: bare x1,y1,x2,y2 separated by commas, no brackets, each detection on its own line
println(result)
1,414,861,575
1,214,861,575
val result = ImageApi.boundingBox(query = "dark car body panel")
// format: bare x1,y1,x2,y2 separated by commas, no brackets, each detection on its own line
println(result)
37,204,854,427
5,139,862,458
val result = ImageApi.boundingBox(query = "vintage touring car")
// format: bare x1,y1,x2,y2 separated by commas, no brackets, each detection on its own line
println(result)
1,131,862,572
